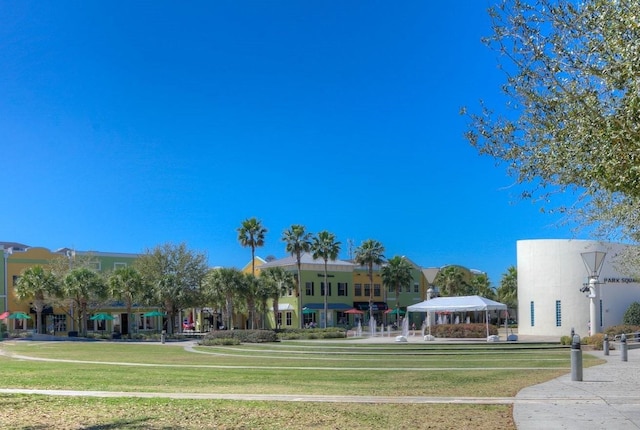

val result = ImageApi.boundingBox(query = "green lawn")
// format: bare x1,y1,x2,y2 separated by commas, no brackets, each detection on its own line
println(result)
0,339,604,429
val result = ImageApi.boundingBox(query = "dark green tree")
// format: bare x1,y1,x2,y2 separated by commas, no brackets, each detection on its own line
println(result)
259,266,294,329
282,224,312,328
135,243,208,334
62,267,108,336
14,265,58,334
434,266,467,297
311,231,341,328
354,239,385,321
237,217,267,276
108,266,148,338
381,256,414,323
204,267,245,330
469,273,496,300
497,266,518,311
623,302,640,326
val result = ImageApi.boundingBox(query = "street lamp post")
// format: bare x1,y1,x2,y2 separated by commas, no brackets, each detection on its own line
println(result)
580,251,606,335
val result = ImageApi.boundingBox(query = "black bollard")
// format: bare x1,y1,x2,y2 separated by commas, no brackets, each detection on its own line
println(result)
571,334,583,381
603,334,609,356
621,333,628,362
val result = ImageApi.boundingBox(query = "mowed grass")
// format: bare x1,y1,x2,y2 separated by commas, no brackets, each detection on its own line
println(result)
0,340,604,429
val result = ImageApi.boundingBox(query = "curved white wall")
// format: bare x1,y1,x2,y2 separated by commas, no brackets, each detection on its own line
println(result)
517,239,640,337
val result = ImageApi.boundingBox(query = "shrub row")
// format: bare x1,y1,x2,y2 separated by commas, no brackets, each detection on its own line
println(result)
199,329,279,345
277,327,347,340
430,323,498,338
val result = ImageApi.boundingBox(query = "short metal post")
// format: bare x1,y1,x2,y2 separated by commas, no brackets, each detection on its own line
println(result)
621,333,627,362
161,330,166,344
571,334,583,381
603,334,609,356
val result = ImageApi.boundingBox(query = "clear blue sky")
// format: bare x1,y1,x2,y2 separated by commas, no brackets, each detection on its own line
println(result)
1,1,582,285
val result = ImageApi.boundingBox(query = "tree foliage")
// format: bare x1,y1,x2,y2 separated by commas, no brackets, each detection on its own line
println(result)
14,265,58,334
433,266,468,297
259,266,294,329
204,267,245,330
135,243,208,334
237,217,267,276
311,231,341,328
497,266,518,310
62,267,107,336
108,266,148,337
468,273,496,300
623,302,640,326
282,224,312,328
465,0,640,241
354,239,385,319
381,256,414,319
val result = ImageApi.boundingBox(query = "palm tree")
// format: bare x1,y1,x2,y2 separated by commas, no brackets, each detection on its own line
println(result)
497,266,518,311
242,273,260,329
311,231,341,328
434,266,467,297
354,239,385,322
205,267,245,330
237,217,267,276
259,267,294,329
14,265,58,334
469,273,496,299
282,224,312,328
381,256,413,323
62,267,107,337
108,266,147,338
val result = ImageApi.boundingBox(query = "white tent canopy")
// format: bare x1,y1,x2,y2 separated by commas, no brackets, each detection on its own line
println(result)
407,295,507,313
407,295,507,339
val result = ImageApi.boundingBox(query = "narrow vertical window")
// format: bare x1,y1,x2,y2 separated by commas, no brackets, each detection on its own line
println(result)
530,301,535,326
555,300,562,327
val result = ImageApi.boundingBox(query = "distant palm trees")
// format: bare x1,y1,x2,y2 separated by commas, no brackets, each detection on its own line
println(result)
381,256,413,323
260,266,295,329
354,239,385,322
311,231,341,328
14,265,57,334
282,224,312,328
237,217,267,276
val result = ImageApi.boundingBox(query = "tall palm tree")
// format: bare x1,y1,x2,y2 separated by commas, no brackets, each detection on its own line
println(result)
354,239,385,322
434,266,467,297
469,273,495,299
108,266,147,338
243,273,260,329
282,224,312,328
14,265,58,334
237,217,267,276
381,256,413,323
259,266,294,329
311,231,341,328
62,267,107,337
497,266,518,311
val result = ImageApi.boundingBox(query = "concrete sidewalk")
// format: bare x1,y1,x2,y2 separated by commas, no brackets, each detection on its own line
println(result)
514,347,640,429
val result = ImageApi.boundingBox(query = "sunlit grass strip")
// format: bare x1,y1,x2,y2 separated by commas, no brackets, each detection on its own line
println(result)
1,341,597,370
0,341,599,397
0,395,516,429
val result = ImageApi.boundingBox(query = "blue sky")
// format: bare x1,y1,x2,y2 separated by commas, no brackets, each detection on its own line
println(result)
1,1,581,285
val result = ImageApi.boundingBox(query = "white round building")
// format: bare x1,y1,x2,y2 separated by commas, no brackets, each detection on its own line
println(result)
517,239,640,338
